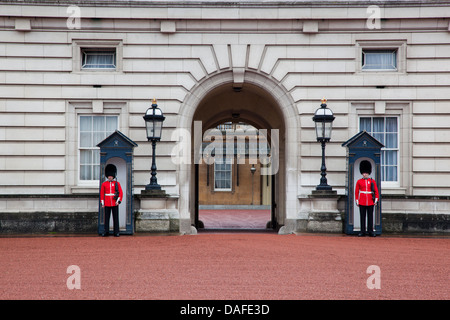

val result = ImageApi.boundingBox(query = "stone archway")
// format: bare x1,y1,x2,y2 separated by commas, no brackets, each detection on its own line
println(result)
177,70,299,234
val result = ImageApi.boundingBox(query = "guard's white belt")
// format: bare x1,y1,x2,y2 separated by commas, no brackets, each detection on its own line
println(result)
105,193,115,196
360,191,372,194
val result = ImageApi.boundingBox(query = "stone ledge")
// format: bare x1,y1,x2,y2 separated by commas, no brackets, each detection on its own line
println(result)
0,211,97,234
0,194,98,199
382,212,449,234
135,209,180,233
280,212,450,235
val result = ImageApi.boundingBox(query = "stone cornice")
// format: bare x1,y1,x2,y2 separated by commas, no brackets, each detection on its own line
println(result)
1,1,450,7
1,0,450,20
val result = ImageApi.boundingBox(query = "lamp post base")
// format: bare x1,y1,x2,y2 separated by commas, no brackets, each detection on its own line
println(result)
145,183,161,191
142,186,166,197
315,184,332,191
312,189,337,196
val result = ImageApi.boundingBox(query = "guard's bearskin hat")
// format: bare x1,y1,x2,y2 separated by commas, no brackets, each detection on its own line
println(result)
105,164,117,178
359,160,372,175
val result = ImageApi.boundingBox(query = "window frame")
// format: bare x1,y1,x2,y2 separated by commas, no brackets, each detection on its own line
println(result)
78,115,119,184
72,40,123,73
362,49,398,71
355,40,406,74
214,157,233,192
359,116,400,188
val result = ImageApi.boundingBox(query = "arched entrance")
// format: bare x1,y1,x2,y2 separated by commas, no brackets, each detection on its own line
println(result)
195,120,276,230
177,70,299,234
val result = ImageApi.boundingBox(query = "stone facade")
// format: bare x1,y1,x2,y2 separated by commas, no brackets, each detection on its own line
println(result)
0,0,449,234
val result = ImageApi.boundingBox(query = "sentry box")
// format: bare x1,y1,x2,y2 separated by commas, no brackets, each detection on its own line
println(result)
342,131,384,236
97,130,138,235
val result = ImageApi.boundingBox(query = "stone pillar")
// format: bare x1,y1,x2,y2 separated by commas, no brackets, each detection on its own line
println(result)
307,190,342,233
135,190,180,233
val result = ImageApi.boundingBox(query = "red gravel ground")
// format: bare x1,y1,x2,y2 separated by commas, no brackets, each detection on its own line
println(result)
0,233,448,300
200,209,271,229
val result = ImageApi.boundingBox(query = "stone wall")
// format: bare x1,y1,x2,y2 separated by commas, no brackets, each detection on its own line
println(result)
0,195,98,234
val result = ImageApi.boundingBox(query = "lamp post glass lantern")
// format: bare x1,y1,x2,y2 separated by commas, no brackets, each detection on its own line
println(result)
312,98,335,191
143,98,165,191
144,99,165,141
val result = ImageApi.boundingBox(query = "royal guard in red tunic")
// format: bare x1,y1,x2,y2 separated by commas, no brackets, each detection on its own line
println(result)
100,164,123,237
355,160,379,237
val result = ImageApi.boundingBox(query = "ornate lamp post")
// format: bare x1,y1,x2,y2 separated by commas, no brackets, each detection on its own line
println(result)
312,98,335,191
143,98,165,191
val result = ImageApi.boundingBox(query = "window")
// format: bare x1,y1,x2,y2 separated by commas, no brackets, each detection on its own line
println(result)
81,48,116,70
214,158,232,191
79,115,118,181
72,40,123,73
356,40,406,73
360,117,399,182
362,49,397,70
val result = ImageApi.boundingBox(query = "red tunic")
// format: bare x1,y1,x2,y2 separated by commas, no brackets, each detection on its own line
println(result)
355,178,379,206
100,180,123,207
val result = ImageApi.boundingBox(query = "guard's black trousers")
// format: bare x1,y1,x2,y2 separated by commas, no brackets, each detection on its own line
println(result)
359,205,374,235
104,206,119,235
